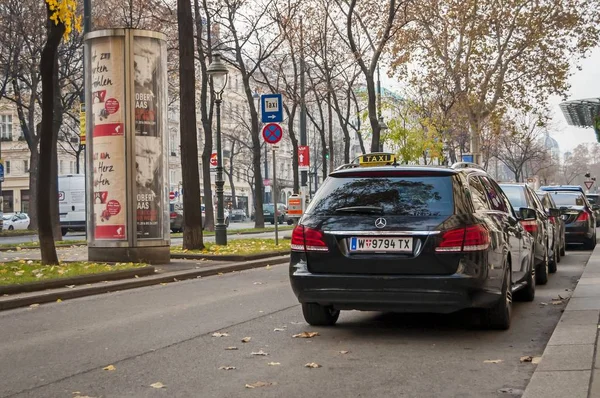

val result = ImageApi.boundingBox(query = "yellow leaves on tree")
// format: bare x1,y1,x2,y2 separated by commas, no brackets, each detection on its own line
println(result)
45,0,82,40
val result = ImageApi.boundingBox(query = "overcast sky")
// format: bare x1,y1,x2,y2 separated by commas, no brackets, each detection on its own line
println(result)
549,46,600,154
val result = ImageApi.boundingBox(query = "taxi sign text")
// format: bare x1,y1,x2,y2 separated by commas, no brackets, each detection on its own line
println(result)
358,153,395,166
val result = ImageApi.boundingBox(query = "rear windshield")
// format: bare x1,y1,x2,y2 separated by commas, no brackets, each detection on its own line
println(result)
500,185,527,208
552,193,585,206
306,175,454,216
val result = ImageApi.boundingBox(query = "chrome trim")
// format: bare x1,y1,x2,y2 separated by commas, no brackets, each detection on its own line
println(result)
327,230,440,236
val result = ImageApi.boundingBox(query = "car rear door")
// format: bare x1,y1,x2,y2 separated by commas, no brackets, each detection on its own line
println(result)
300,170,466,276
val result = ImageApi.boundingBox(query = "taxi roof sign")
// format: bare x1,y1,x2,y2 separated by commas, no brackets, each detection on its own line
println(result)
356,152,397,167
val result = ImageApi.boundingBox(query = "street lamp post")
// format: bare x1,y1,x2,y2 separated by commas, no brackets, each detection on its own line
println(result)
207,54,229,246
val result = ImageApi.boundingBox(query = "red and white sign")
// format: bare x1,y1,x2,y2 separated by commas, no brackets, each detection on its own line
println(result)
169,192,176,200
585,180,594,190
263,179,271,187
210,152,218,167
298,145,310,170
262,123,283,145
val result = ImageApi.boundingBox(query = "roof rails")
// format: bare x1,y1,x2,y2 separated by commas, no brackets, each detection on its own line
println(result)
450,162,485,171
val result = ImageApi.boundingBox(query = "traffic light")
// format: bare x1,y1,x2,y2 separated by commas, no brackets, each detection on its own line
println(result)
324,146,330,160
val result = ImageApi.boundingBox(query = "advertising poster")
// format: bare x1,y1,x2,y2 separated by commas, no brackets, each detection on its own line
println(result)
134,37,163,239
91,37,127,240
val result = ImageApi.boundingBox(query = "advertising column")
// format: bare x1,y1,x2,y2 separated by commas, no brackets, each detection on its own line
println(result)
90,36,127,241
134,36,163,240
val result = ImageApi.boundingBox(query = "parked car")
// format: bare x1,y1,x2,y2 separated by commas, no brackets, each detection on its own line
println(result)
263,203,287,224
585,194,600,227
2,213,30,231
540,185,585,194
230,209,247,222
170,202,184,233
500,184,555,280
537,191,567,259
290,154,535,330
548,191,597,249
201,204,230,228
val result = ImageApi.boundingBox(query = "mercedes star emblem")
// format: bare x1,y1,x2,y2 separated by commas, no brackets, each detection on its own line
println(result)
375,218,387,229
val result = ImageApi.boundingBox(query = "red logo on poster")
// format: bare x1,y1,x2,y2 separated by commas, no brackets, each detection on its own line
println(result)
298,145,310,168
210,152,218,167
104,98,120,114
106,200,121,216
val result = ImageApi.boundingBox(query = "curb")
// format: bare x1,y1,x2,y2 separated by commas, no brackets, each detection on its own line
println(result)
522,245,600,398
0,266,156,295
0,255,289,311
170,250,290,261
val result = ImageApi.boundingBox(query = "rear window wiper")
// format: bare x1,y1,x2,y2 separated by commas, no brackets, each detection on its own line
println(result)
334,206,384,214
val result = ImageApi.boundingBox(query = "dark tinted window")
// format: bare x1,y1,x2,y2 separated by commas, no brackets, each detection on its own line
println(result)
306,175,455,216
587,195,599,204
500,185,528,208
468,176,490,210
552,193,585,206
480,177,509,212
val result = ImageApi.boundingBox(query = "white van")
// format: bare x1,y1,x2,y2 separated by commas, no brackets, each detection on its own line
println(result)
59,174,86,236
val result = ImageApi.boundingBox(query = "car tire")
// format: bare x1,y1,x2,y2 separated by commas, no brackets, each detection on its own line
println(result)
287,219,294,225
270,220,274,225
585,233,597,250
61,228,68,237
482,264,512,330
515,255,535,302
302,303,340,326
536,248,549,285
549,243,558,274
225,218,230,228
560,237,566,256
8,225,14,231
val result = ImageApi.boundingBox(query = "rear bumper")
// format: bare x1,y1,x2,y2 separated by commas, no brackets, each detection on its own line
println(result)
289,261,499,314
565,224,593,242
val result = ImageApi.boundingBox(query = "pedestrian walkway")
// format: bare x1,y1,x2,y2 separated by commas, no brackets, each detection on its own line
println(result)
523,245,600,398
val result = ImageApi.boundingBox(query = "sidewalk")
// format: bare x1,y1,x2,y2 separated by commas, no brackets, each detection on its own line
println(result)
523,245,600,398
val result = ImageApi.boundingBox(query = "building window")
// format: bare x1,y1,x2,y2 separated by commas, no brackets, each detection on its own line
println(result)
21,189,30,213
5,160,10,175
69,161,74,174
2,190,14,213
0,115,12,141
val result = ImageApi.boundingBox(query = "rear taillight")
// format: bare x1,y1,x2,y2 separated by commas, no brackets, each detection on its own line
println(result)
576,211,590,222
291,225,329,252
436,225,490,252
170,212,177,219
520,220,538,234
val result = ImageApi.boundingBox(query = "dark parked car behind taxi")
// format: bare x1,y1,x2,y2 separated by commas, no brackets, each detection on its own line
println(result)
537,191,566,258
585,194,600,227
290,155,535,330
549,191,597,249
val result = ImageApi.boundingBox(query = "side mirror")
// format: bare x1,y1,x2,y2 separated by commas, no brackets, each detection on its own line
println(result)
549,208,561,218
519,207,537,221
593,205,600,211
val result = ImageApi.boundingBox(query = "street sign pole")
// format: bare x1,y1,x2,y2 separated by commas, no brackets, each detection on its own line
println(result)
272,148,278,246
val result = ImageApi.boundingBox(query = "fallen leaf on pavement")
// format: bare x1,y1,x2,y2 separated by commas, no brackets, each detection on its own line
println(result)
66,285,76,289
305,362,322,368
532,357,542,364
212,332,229,337
520,356,533,363
558,295,565,300
551,300,563,305
56,299,62,303
225,347,238,350
483,359,503,364
160,283,168,286
293,332,319,338
245,381,273,389
150,382,166,389
540,302,548,306
251,350,268,356
267,362,281,366
265,265,272,270
242,337,251,343
340,351,349,354
253,282,263,285
29,304,40,308
219,366,236,370
103,365,116,371
273,328,285,332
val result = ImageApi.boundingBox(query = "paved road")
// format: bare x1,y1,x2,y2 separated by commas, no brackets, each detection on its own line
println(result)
0,246,591,398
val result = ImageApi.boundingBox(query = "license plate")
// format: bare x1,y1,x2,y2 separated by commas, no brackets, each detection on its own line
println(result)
263,212,269,215
349,237,413,252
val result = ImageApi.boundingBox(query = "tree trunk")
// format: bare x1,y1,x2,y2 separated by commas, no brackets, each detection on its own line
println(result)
365,72,380,152
178,0,204,249
51,65,63,241
194,0,215,232
37,7,64,265
327,91,334,173
27,148,39,230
